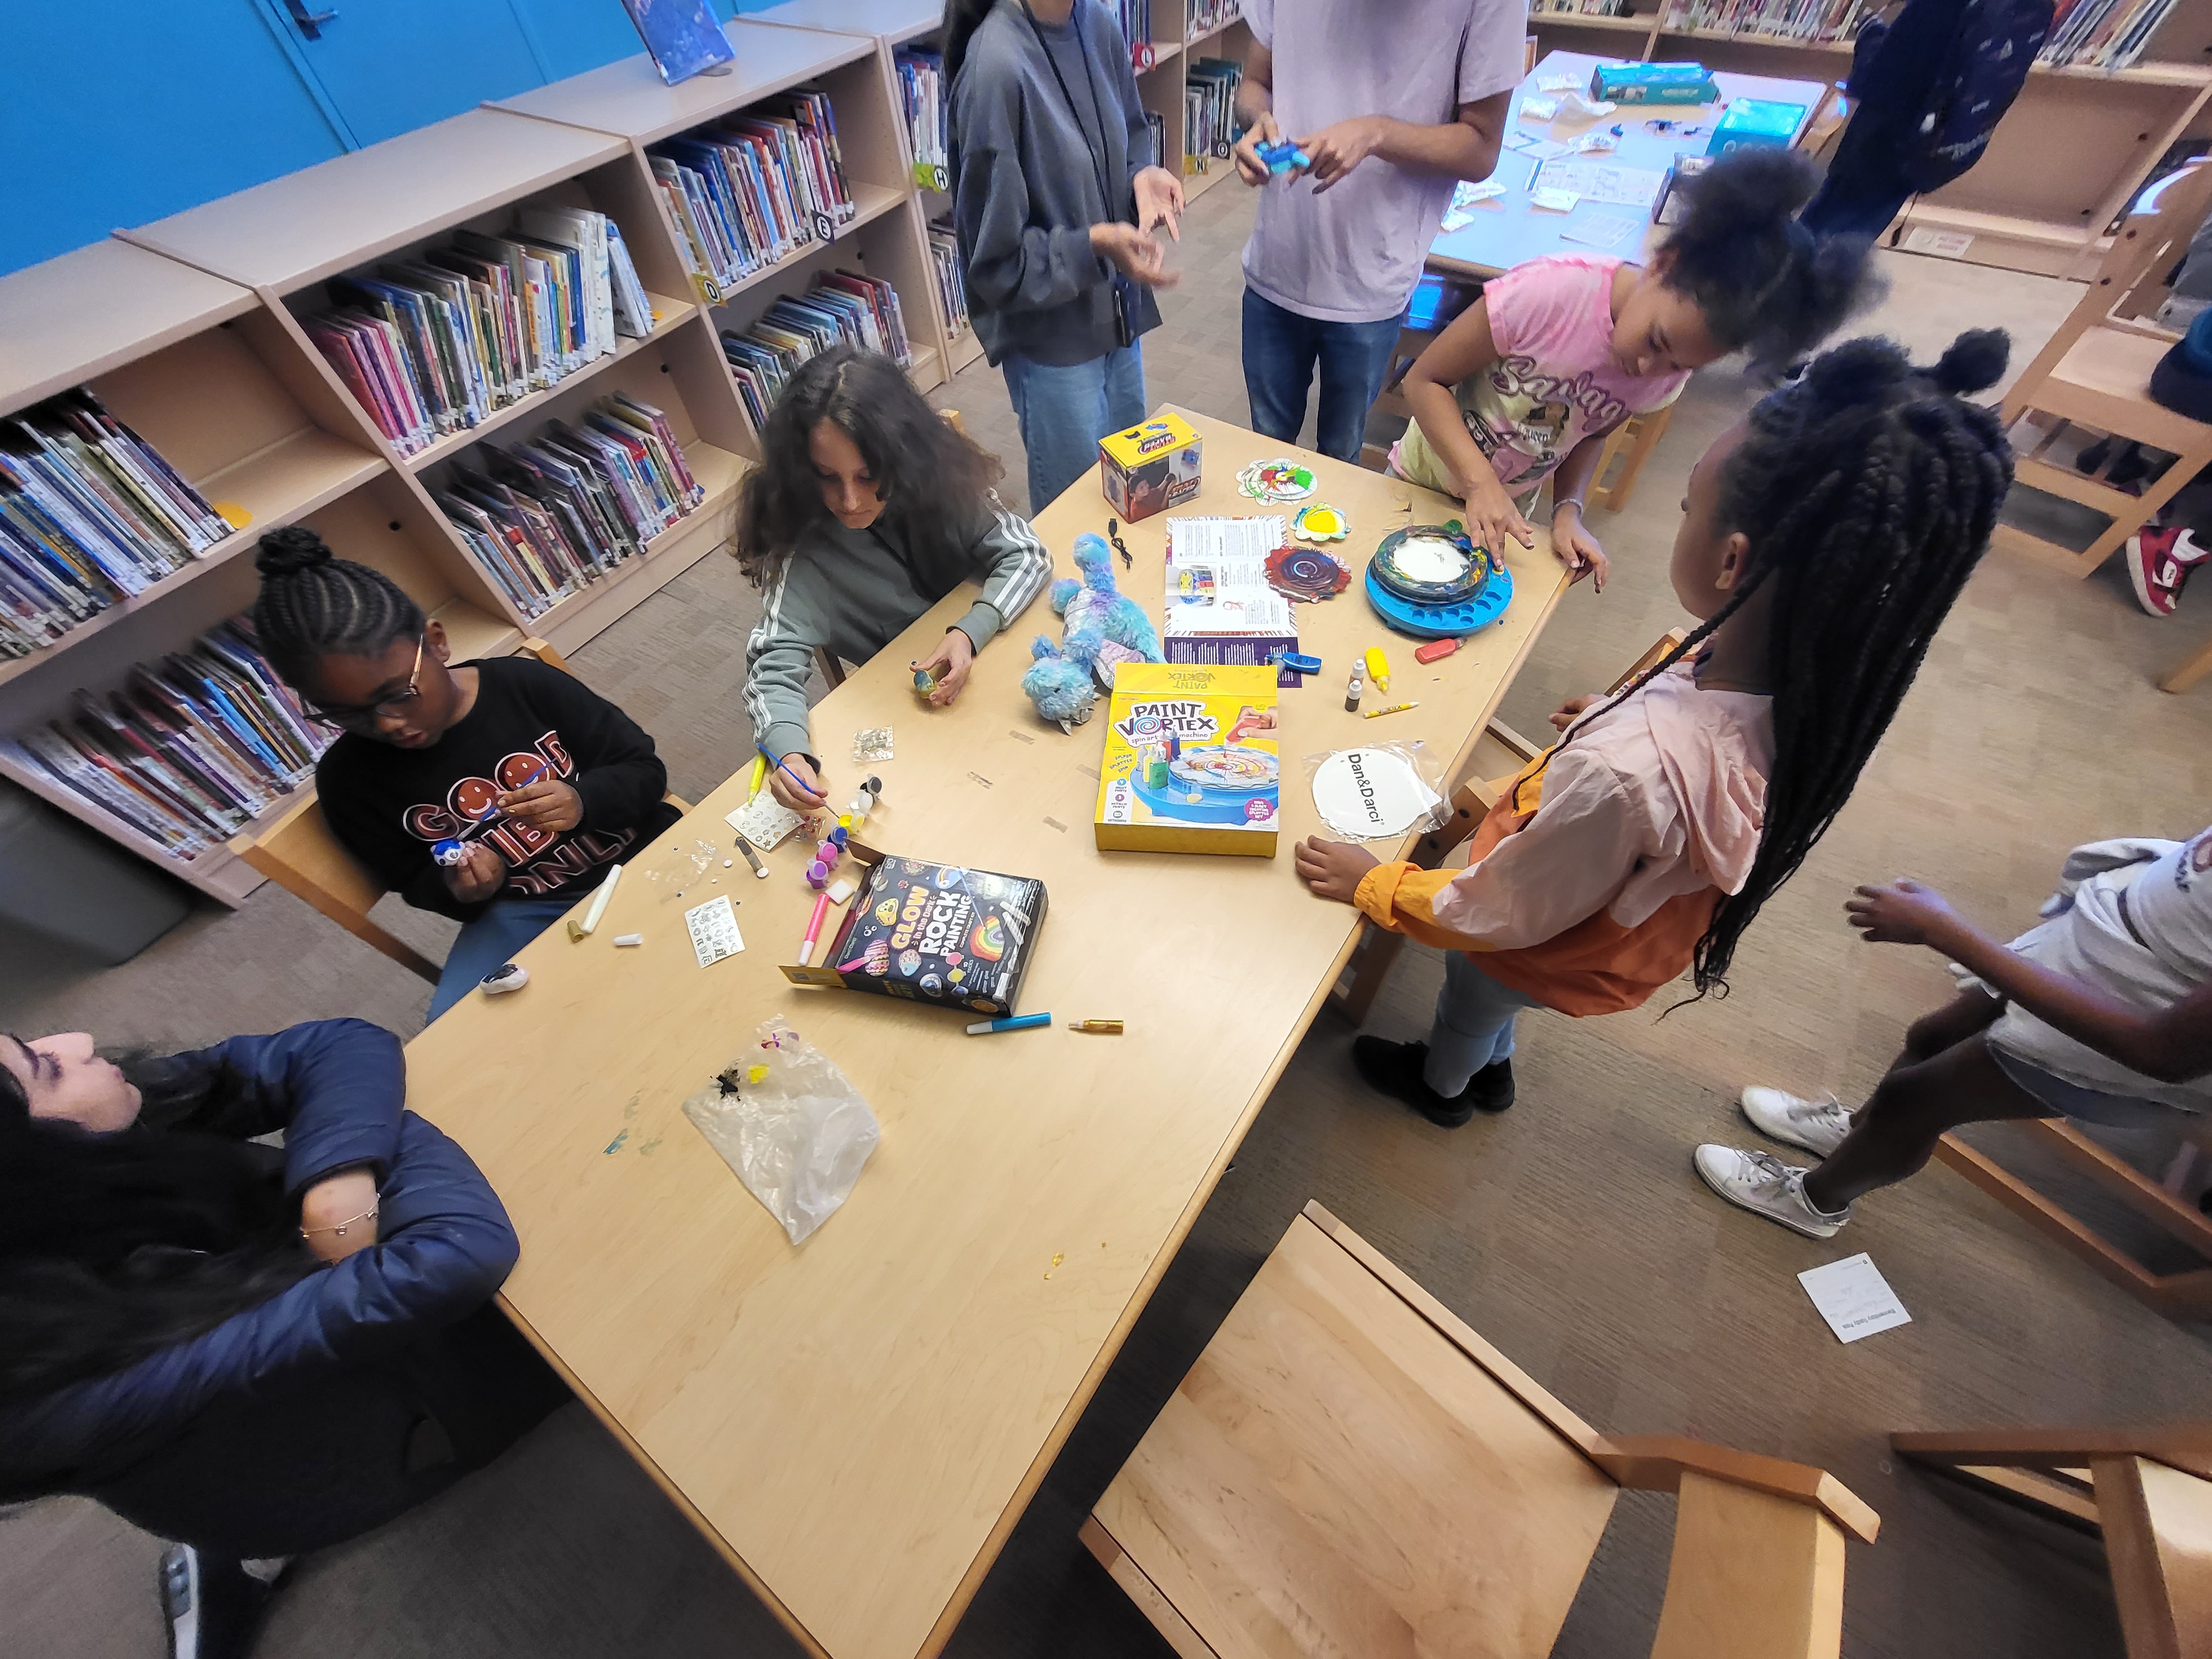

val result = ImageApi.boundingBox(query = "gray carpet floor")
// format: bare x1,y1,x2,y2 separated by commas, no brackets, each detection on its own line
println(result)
8,178,2212,1659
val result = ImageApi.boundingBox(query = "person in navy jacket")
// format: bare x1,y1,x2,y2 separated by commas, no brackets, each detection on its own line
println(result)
0,1019,567,1659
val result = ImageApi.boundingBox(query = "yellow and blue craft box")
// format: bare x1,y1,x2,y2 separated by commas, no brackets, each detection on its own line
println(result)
1095,662,1280,857
1099,412,1203,521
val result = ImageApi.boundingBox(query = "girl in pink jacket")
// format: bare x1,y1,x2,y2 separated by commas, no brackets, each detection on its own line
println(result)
1295,330,2016,1125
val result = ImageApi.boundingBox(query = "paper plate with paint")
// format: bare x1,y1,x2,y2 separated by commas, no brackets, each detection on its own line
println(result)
1237,458,1317,503
1371,523,1492,606
1290,502,1349,542
1310,748,1447,841
1265,542,1350,602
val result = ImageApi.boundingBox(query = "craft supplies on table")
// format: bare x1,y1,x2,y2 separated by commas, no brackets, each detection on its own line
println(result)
1069,1019,1124,1034
1651,155,1712,225
1415,638,1460,664
566,862,623,941
1308,745,1448,841
685,895,744,967
1592,61,1716,105
1708,98,1804,155
1100,411,1203,521
966,1012,1050,1035
1097,662,1280,857
1364,523,1515,639
1166,515,1300,680
1264,544,1350,604
1532,161,1665,209
1290,502,1350,543
781,848,1047,1018
1364,701,1417,719
728,791,804,851
1234,458,1316,504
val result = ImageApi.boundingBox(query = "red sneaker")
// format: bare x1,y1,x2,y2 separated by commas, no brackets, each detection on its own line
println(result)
2126,526,2209,617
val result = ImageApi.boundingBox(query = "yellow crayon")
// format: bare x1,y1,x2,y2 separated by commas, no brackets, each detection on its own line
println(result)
1363,700,1418,719
1069,1019,1125,1034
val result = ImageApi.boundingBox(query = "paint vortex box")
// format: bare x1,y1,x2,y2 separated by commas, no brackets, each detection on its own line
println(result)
780,851,1047,1016
1095,662,1280,857
1100,412,1203,521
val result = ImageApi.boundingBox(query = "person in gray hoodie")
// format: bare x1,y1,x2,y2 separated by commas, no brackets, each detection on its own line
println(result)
736,347,1051,811
945,0,1185,510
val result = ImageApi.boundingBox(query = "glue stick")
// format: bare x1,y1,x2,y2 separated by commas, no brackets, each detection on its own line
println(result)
1364,646,1391,692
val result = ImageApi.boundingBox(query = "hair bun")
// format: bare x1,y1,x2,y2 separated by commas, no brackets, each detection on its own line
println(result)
1682,145,1818,223
1930,328,2010,396
254,525,332,578
1801,335,1914,405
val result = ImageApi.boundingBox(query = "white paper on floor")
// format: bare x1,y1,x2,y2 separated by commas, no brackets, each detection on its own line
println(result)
1798,1253,1912,1343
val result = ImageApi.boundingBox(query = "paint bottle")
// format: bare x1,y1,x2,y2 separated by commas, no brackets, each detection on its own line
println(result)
1344,666,1364,712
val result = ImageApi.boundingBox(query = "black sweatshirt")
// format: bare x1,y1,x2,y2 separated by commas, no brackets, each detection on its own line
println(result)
315,658,681,922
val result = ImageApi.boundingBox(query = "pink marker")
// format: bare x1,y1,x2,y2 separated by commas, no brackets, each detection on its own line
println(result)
797,891,832,966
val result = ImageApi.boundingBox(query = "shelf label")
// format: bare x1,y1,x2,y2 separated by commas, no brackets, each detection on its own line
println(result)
1132,40,1155,70
812,208,836,244
1901,227,1975,259
910,161,951,194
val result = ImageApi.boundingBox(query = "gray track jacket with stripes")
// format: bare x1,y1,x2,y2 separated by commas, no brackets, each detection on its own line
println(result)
744,492,1050,764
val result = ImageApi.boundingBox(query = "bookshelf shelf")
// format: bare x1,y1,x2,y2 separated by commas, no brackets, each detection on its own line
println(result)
0,242,259,413
947,325,985,372
751,0,943,50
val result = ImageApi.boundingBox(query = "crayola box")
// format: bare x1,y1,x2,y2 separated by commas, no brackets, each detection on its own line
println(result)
1100,411,1203,521
1095,662,1280,857
780,848,1047,1017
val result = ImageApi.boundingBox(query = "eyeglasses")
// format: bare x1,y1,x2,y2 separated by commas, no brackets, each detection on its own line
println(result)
306,634,426,728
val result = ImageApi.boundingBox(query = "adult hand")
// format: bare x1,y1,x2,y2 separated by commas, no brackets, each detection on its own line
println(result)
1549,693,1603,732
300,1167,379,1264
1293,836,1380,904
1090,222,1177,290
1845,879,1966,949
1551,503,1609,593
1297,116,1388,194
1465,478,1536,564
768,752,828,813
442,841,505,904
1233,109,1285,186
498,778,583,833
913,628,977,707
1133,165,1184,241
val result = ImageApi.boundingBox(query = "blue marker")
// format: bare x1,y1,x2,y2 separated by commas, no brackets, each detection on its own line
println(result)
965,1012,1051,1035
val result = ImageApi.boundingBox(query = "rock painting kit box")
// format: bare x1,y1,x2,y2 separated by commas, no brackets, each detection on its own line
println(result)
1095,662,1281,857
1099,412,1202,521
781,848,1047,1016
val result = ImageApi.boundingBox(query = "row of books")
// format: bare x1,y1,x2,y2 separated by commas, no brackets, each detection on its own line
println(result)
1187,59,1243,167
2,618,331,858
0,389,230,659
1112,0,1154,51
305,208,654,459
1658,0,1859,35
435,393,704,619
927,220,971,340
649,91,857,304
1541,0,1641,14
722,273,913,431
895,48,950,192
1187,0,1239,35
2044,0,2180,66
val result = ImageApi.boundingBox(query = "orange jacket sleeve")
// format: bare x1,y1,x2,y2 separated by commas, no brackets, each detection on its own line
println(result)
1352,862,1497,952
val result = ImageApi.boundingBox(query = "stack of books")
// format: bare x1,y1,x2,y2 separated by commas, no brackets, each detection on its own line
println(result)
1660,0,1860,35
1187,0,1238,34
649,92,857,301
721,273,912,431
0,389,230,658
895,48,950,190
2,617,331,857
435,393,705,619
927,220,970,340
2044,0,2180,67
304,209,655,458
1186,58,1243,168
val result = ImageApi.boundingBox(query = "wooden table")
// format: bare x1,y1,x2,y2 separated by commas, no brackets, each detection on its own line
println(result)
403,411,1572,1659
1428,48,1832,280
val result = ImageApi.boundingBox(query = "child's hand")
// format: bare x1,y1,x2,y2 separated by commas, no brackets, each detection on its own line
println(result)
1845,879,1965,950
1297,117,1387,194
1233,110,1286,186
1549,693,1603,732
1089,222,1177,290
1550,503,1609,592
499,778,583,833
769,753,828,812
444,841,505,904
1465,480,1536,562
913,628,977,706
1293,836,1380,904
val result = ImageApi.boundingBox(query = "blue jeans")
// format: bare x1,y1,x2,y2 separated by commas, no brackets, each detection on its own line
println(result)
1425,952,1546,1095
1000,342,1147,511
427,896,576,1023
1241,288,1404,464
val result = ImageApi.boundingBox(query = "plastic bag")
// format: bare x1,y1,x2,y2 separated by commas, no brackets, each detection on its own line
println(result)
1302,742,1452,842
681,1016,880,1244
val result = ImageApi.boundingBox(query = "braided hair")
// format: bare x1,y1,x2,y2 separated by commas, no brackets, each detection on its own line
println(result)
249,525,424,687
1573,329,2015,997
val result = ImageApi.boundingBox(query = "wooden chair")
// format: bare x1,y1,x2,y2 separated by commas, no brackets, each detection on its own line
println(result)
1332,627,1687,1022
2158,631,2212,694
1995,160,2212,578
1891,1423,2212,1658
1589,402,1676,515
1085,1201,1879,1659
232,638,690,984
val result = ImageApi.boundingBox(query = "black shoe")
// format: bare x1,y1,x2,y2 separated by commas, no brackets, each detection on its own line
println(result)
160,1546,272,1659
1352,1037,1514,1127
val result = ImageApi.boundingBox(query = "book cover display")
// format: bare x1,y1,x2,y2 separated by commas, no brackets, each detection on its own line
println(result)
1095,662,1280,857
782,852,1047,1017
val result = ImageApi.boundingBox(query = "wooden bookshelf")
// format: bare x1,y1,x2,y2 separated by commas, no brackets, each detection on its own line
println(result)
1138,10,1254,204
1525,0,2212,277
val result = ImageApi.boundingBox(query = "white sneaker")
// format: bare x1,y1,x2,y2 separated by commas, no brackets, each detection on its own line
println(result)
1693,1145,1850,1239
1740,1084,1852,1157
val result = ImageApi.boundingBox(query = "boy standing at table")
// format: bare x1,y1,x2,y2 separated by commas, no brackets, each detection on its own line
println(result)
1230,0,1521,463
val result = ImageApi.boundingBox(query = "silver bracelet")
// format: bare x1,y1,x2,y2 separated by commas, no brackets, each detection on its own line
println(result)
301,1202,378,1240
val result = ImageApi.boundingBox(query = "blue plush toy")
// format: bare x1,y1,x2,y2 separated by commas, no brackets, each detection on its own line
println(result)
1021,632,1099,734
1051,532,1163,669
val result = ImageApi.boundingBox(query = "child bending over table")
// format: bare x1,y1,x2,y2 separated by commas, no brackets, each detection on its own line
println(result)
1295,330,2014,1125
735,346,1050,812
1395,147,1877,591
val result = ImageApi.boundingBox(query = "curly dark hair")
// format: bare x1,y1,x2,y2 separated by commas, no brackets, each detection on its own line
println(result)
249,524,424,690
1562,328,2015,998
1658,147,1881,368
729,346,1004,590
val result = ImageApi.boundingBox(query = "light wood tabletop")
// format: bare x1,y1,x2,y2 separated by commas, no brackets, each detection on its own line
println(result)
1427,49,1831,281
402,410,1574,1659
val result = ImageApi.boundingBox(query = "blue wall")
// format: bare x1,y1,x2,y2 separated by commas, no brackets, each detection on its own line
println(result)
2,0,787,278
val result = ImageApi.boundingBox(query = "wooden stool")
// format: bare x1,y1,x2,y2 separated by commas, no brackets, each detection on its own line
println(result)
1589,401,1676,515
